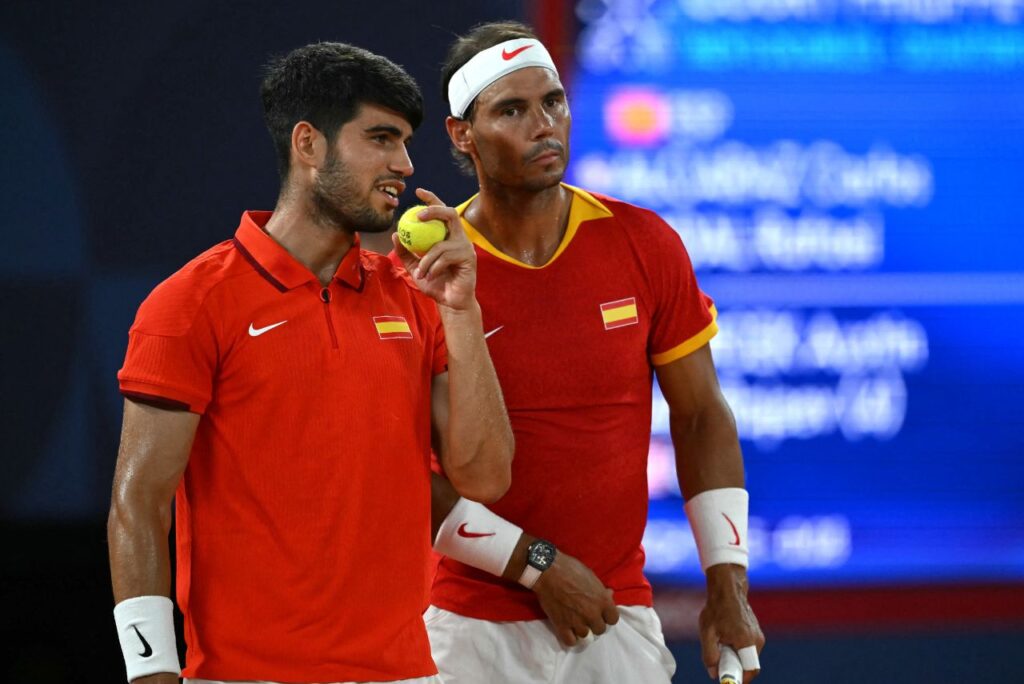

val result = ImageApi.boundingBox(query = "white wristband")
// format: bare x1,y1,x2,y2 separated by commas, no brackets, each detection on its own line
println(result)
434,497,523,577
113,595,181,682
684,488,750,572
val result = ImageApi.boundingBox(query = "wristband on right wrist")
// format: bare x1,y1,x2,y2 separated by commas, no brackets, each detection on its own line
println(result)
433,497,522,577
684,487,750,572
113,595,181,682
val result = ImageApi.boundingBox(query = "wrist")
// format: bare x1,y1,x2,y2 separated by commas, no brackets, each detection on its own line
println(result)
684,487,750,572
705,563,749,598
438,298,482,319
113,595,181,682
517,538,557,589
501,532,535,582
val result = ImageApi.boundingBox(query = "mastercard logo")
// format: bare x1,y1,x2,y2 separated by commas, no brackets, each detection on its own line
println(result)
604,87,670,146
721,677,739,684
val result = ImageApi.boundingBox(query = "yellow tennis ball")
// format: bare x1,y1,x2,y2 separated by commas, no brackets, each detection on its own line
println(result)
397,205,447,257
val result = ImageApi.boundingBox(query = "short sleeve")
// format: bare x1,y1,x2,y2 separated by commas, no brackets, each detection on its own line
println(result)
117,281,220,413
643,216,718,366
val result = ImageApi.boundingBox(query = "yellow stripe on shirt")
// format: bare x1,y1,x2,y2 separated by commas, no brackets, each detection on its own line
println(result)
649,305,719,366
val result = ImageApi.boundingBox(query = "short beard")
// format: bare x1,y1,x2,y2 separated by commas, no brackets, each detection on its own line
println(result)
311,150,393,234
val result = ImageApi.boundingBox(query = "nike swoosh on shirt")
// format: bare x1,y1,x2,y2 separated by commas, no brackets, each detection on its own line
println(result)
484,326,504,339
132,625,153,658
722,513,741,546
502,45,534,60
248,320,287,337
457,523,496,539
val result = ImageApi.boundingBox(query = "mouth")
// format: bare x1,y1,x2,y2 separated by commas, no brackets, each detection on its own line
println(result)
527,143,565,165
376,180,405,208
531,151,563,165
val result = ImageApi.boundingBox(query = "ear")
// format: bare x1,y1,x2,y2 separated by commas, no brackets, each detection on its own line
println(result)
446,116,475,157
290,121,327,172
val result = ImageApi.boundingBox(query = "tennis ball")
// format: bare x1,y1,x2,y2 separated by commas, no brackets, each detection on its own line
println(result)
397,205,447,257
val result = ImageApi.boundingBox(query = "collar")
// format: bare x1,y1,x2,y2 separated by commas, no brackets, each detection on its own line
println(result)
455,183,613,270
233,211,364,291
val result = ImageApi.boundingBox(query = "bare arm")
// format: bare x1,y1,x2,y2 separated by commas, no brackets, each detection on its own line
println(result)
429,321,513,503
108,398,198,683
655,344,764,682
398,187,513,503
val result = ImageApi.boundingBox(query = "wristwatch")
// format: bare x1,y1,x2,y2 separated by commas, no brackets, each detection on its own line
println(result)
517,539,557,589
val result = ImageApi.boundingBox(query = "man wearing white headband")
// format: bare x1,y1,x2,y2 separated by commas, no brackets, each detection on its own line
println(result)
414,20,765,684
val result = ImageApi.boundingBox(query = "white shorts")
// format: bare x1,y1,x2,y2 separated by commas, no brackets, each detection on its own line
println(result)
186,676,442,684
425,605,676,684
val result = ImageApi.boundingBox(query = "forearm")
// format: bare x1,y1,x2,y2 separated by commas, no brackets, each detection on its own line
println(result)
108,497,174,603
672,397,745,499
438,301,514,502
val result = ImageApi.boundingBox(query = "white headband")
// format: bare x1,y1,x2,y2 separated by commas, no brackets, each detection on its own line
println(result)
448,38,558,118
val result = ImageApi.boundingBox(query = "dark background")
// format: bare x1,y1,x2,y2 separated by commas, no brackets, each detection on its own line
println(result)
1,1,1019,682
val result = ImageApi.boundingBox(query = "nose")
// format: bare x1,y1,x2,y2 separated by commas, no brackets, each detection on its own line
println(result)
531,105,555,140
391,144,414,177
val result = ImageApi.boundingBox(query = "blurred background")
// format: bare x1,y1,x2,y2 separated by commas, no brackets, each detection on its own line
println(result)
2,0,1022,682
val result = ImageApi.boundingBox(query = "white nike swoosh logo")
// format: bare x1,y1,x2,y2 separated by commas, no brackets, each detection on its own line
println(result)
248,320,288,337
484,325,504,339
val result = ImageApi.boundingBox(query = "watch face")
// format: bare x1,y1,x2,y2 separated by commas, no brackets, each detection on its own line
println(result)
527,540,556,571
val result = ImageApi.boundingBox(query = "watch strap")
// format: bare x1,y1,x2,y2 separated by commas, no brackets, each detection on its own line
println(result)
518,564,542,589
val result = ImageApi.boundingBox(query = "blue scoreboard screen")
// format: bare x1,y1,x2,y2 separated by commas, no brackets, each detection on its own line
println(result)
566,0,1024,586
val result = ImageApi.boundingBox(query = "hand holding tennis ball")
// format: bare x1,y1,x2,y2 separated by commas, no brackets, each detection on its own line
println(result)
397,205,448,257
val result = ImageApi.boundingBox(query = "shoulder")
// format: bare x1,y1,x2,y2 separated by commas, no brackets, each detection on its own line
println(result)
133,240,247,336
581,189,683,246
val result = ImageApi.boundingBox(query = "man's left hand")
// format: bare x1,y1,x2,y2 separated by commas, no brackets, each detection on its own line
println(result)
699,564,765,683
392,188,476,311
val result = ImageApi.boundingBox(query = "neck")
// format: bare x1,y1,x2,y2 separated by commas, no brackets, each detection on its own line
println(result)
264,193,356,286
465,181,571,267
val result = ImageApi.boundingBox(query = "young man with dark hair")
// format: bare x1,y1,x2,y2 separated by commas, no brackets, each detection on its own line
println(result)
108,42,513,684
424,22,765,684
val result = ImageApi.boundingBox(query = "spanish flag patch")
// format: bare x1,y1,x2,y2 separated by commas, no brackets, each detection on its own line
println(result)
373,315,414,340
600,297,639,330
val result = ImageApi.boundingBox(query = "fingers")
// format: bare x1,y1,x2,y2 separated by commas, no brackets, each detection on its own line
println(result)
699,615,721,679
414,187,443,206
413,188,467,241
555,624,578,648
602,590,620,625
413,241,473,281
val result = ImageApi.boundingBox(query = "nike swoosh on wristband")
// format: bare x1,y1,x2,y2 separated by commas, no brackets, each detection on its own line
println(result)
457,523,496,538
722,513,741,546
248,320,287,337
484,325,504,339
132,625,153,658
502,45,534,60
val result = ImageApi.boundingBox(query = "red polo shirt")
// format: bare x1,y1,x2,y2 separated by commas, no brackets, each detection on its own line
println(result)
429,186,716,621
118,211,445,682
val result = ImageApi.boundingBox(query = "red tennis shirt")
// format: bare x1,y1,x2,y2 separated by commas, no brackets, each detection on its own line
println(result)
429,185,717,621
118,211,445,682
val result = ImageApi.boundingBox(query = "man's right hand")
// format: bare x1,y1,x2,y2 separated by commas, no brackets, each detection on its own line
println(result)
532,551,620,647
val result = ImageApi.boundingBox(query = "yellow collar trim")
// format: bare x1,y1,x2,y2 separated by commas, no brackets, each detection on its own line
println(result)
455,183,613,270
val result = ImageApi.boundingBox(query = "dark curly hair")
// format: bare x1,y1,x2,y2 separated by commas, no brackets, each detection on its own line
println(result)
440,21,539,175
261,42,423,182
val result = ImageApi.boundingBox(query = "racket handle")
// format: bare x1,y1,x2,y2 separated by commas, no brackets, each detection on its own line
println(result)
719,644,742,683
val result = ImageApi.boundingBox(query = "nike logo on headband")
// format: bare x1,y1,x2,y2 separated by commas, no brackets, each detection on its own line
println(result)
502,45,534,61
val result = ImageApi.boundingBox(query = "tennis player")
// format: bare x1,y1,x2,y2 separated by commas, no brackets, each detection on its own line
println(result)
108,42,513,684
423,22,765,684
